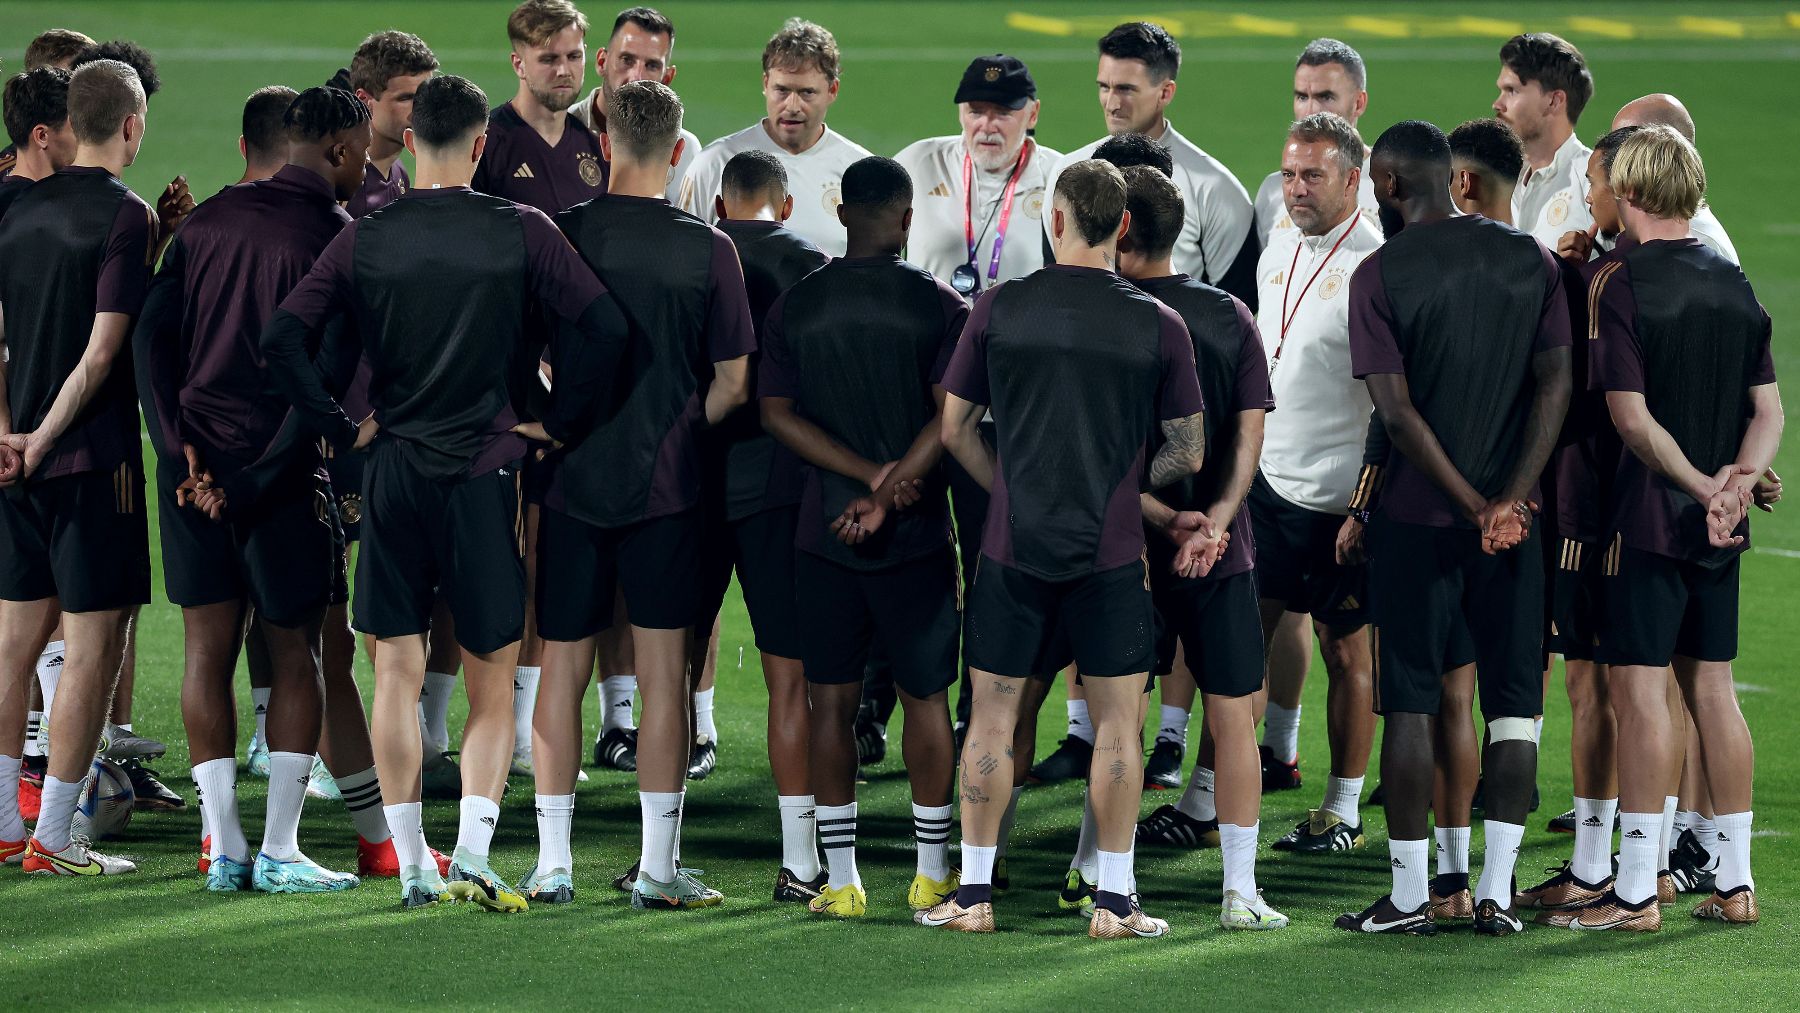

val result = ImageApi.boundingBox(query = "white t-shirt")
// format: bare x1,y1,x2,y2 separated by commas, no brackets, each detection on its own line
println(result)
1048,121,1254,286
1253,157,1381,244
1254,211,1386,514
678,121,872,257
894,135,1061,291
1512,131,1593,250
1689,204,1739,265
570,88,698,205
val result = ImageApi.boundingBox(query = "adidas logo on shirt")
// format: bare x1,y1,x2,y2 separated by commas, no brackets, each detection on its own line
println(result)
514,164,535,179
927,183,951,197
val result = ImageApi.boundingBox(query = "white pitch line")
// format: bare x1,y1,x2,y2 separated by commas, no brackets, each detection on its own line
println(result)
1754,546,1800,558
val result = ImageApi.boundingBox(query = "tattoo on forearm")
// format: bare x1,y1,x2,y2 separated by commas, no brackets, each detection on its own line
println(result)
977,754,998,776
991,680,1016,695
1149,412,1206,488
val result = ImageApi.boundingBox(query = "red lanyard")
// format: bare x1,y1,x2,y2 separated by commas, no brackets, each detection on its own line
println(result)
1272,220,1355,371
963,140,1033,286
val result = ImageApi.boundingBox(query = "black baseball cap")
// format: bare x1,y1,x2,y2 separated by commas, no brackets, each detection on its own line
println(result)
954,54,1036,109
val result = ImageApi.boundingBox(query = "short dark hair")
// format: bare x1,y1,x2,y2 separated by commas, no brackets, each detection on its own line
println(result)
67,59,145,144
840,155,911,213
605,79,682,161
285,86,370,144
348,30,438,98
1093,132,1173,177
24,29,93,72
612,6,674,40
1121,164,1183,261
721,149,787,205
4,68,71,149
1371,119,1451,172
241,85,298,158
1098,22,1180,82
1448,117,1523,183
1296,38,1366,91
1594,125,1642,173
1290,111,1366,172
409,74,488,149
72,40,160,98
1054,158,1127,246
1499,33,1593,125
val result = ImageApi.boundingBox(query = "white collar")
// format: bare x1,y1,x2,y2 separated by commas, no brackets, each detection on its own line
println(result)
1299,210,1360,253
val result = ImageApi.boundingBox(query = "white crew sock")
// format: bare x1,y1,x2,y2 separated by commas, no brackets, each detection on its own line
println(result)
1434,825,1471,877
639,790,683,882
1476,819,1524,905
1617,811,1662,905
1658,795,1678,873
1220,822,1259,899
1069,788,1099,880
382,802,425,872
962,843,996,886
535,792,575,872
1673,808,1696,836
1693,814,1721,867
457,795,500,860
36,641,63,720
34,775,84,853
261,751,311,860
693,687,717,743
994,785,1023,858
913,802,952,880
1713,811,1753,892
818,802,860,890
600,675,638,735
1390,838,1430,911
1572,796,1617,884
1156,704,1189,746
22,716,43,759
1322,775,1364,826
512,667,540,760
250,688,271,745
0,756,23,841
193,757,247,862
778,795,820,879
333,766,390,844
1096,848,1134,899
418,671,456,755
1066,699,1094,745
1176,765,1216,821
1262,703,1301,764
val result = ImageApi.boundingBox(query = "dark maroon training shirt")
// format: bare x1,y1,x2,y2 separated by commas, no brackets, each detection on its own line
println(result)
0,166,155,479
1134,274,1272,583
1349,215,1570,528
759,254,966,571
1592,238,1776,565
548,195,756,527
348,158,408,219
1549,239,1632,547
136,165,351,473
266,187,625,479
471,102,607,214
939,264,1206,581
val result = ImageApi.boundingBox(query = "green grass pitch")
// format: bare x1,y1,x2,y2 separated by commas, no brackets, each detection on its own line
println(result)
1,2,1796,1008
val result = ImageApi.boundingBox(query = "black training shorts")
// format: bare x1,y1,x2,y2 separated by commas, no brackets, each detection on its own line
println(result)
965,555,1156,679
794,546,959,697
535,507,702,640
1594,539,1739,667
0,464,150,612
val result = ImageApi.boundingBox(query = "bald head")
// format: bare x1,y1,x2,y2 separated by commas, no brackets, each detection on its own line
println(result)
1613,93,1695,143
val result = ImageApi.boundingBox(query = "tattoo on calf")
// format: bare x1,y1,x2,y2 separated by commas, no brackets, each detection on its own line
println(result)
960,770,990,806
1109,759,1127,785
991,680,1017,695
977,754,998,776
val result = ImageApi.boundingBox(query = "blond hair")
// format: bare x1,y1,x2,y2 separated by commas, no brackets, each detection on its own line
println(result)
1609,123,1705,221
508,0,589,48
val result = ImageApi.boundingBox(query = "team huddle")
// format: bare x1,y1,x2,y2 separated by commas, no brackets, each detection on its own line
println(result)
0,4,1781,939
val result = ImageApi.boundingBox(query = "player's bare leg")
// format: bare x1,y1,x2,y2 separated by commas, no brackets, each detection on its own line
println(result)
1208,689,1284,927
1430,664,1479,918
22,606,132,870
1084,673,1165,937
1675,656,1756,922
0,599,59,860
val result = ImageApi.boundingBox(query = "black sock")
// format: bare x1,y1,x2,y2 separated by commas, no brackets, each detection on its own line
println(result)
1095,890,1133,917
955,883,992,907
1433,871,1469,893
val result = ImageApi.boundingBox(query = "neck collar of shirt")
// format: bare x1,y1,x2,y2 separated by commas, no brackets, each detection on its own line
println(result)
837,252,904,266
60,165,114,178
763,120,830,156
1046,263,1114,278
1524,131,1584,185
271,163,335,198
1300,211,1359,253
404,184,473,198
606,192,669,205
719,218,783,233
1133,272,1190,290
